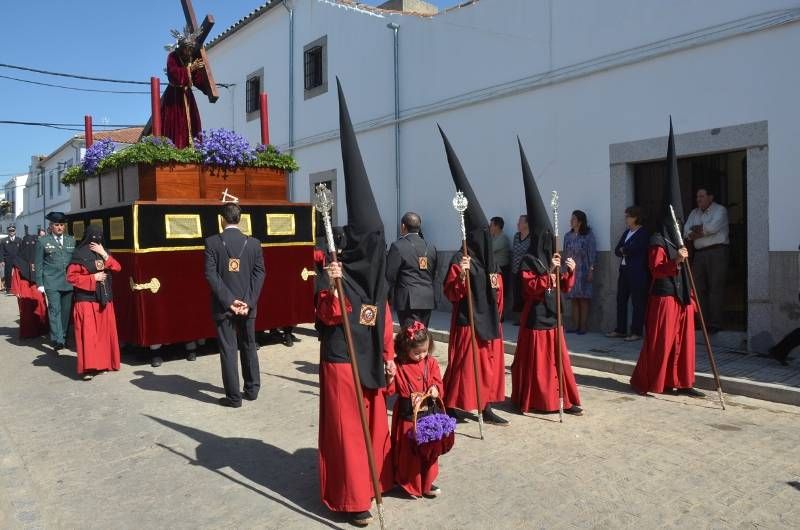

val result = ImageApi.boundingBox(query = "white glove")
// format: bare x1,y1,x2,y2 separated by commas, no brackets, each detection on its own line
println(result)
38,286,45,293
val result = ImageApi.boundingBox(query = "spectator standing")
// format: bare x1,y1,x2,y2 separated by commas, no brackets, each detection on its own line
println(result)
490,216,511,320
684,187,729,334
562,210,597,334
1,225,21,294
607,206,650,341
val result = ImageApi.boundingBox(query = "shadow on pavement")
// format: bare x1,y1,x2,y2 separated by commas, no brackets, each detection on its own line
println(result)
293,360,319,375
263,371,320,390
146,415,340,529
131,370,225,404
31,351,83,381
575,373,637,394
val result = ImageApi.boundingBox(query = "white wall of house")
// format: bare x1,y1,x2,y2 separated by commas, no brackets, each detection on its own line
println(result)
1,174,27,232
19,140,81,234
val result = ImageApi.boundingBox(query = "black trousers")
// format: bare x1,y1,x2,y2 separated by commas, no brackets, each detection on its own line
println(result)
692,245,729,329
615,267,648,336
397,309,432,329
216,316,260,404
772,328,800,358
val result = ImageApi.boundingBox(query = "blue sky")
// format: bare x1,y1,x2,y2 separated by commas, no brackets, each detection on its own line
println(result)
0,0,457,178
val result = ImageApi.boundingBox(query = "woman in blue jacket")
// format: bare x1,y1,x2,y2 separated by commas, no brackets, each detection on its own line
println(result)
607,206,650,341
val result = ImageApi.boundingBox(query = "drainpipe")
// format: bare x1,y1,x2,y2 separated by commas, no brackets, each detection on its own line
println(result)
387,22,400,239
283,0,295,201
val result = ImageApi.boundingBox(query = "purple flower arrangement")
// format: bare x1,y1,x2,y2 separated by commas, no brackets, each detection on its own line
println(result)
141,136,175,148
81,138,115,175
411,412,457,445
194,128,255,169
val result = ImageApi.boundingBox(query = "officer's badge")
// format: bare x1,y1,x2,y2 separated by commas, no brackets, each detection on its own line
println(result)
228,258,240,272
489,273,500,289
359,304,378,326
418,256,428,270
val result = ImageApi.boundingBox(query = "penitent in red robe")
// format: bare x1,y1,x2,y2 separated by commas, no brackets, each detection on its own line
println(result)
390,355,444,497
161,51,211,148
630,246,696,394
511,270,581,412
66,256,122,374
441,264,506,412
11,267,48,339
317,293,394,513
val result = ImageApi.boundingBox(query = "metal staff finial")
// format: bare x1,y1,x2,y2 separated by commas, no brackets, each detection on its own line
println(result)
550,190,559,238
313,183,336,254
452,191,468,241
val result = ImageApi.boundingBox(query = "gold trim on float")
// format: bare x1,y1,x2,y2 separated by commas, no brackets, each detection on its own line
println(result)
301,267,317,281
217,213,252,235
72,220,85,240
164,214,203,239
109,216,125,240
266,213,296,236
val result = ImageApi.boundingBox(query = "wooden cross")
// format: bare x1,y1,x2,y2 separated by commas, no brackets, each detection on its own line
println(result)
181,0,219,103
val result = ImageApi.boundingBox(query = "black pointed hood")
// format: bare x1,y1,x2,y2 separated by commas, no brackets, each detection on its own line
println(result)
518,138,553,275
438,125,500,341
322,78,388,390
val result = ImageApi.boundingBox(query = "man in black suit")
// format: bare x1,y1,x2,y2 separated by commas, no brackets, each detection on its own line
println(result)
1,225,21,294
386,212,437,327
204,203,266,408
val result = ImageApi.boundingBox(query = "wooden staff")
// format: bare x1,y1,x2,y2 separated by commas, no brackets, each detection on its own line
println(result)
551,191,565,423
452,191,485,439
313,184,386,529
669,205,726,410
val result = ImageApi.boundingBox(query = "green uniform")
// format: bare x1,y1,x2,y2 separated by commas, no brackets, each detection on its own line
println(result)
34,234,76,345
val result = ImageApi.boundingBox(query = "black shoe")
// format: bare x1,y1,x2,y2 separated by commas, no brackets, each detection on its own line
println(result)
351,511,373,526
482,405,509,426
218,397,242,408
565,405,584,416
446,408,468,424
769,346,789,366
282,333,294,347
678,387,705,398
242,391,258,401
186,350,197,361
150,356,163,368
423,484,442,498
54,342,65,351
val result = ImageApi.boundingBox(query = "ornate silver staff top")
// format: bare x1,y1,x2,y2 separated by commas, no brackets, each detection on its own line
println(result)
550,190,560,238
669,204,685,248
452,191,469,241
313,183,336,253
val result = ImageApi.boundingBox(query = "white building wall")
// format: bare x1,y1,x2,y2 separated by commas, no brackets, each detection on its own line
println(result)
201,0,800,252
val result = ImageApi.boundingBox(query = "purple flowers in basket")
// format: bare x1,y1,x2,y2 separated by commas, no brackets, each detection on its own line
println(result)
82,138,115,175
194,128,255,168
141,136,175,148
411,412,457,445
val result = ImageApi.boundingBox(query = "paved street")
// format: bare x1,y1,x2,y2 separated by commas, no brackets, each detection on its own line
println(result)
1,295,799,529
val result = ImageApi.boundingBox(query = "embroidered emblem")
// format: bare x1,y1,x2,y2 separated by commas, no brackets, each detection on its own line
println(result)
30,264,35,272
489,273,500,289
94,260,105,271
418,256,428,270
359,304,378,326
228,258,240,272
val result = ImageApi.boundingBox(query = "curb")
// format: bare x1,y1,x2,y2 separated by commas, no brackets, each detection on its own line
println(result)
402,324,800,407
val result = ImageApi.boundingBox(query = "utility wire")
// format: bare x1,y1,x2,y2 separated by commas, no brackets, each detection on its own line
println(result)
0,74,150,94
0,120,142,129
0,62,233,88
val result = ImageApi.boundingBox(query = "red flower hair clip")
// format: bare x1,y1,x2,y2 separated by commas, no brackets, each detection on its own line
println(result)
405,321,426,340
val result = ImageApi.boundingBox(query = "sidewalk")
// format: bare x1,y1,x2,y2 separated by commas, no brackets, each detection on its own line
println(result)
413,310,800,406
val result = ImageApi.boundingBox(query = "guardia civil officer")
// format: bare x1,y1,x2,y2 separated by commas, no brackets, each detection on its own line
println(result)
35,212,76,352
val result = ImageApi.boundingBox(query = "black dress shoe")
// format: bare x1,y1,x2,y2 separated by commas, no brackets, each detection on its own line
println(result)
446,408,468,424
282,333,294,347
769,347,789,366
242,391,258,401
218,397,242,408
678,387,705,398
150,356,163,368
186,350,197,361
564,405,584,416
350,511,373,526
482,405,509,426
54,342,65,351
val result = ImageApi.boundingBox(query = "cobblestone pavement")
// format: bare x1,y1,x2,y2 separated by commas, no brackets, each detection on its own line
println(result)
0,297,799,529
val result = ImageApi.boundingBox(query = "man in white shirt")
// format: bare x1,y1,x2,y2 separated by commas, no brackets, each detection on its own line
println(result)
684,187,729,334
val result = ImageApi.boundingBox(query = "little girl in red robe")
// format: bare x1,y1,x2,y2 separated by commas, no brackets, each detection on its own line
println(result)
390,321,445,499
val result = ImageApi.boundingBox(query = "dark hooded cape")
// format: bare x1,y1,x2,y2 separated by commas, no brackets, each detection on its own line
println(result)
650,118,691,306
69,225,114,306
438,126,500,342
13,235,38,283
318,80,389,390
517,139,563,329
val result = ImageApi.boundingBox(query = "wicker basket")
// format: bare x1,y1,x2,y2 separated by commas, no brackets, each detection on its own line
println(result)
410,390,456,462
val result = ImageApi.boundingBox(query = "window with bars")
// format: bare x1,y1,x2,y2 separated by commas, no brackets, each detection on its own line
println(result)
303,36,327,99
245,72,261,114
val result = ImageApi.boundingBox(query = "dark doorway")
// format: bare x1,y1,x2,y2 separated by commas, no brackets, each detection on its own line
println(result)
633,150,747,330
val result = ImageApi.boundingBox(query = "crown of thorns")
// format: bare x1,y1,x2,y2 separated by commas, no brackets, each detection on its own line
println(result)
164,26,202,52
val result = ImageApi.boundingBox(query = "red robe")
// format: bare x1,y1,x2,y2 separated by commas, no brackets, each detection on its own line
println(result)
390,355,444,497
630,246,696,393
442,264,506,411
317,293,394,513
161,51,210,148
511,270,582,412
66,257,122,374
11,267,48,339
